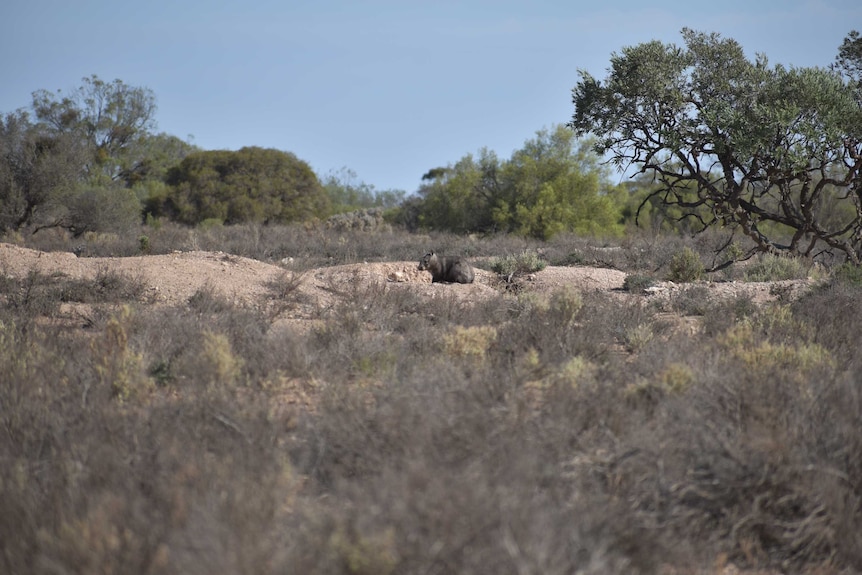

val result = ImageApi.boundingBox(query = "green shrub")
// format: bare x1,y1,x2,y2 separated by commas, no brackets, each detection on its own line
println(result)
66,185,143,237
158,147,331,226
68,187,141,236
198,217,224,230
743,253,808,281
144,212,162,230
329,527,397,575
489,250,547,277
668,246,703,282
833,262,862,286
200,331,244,389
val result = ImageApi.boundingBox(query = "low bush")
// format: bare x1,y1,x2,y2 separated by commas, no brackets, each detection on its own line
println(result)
3,227,862,573
666,285,712,316
623,273,656,292
743,253,810,281
488,250,548,278
667,246,704,282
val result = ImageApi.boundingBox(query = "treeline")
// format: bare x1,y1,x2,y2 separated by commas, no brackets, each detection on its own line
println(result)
4,26,860,252
404,126,626,239
0,76,661,241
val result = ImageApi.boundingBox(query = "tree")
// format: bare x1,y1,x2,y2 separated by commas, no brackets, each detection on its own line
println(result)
31,75,157,184
497,126,623,239
124,132,198,187
619,169,721,234
321,167,406,214
571,29,862,263
63,184,143,237
0,77,198,235
155,147,330,225
835,30,862,86
0,110,87,232
416,149,500,234
413,125,623,239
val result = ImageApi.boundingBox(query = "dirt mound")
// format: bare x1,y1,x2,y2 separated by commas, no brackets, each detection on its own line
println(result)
0,243,815,322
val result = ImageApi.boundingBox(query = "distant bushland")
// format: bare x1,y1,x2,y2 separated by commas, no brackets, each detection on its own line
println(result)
147,146,331,226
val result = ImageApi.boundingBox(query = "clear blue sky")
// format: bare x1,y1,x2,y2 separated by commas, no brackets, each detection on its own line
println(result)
2,0,859,193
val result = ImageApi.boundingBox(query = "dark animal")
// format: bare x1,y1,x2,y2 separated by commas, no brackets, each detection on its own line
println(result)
418,252,475,284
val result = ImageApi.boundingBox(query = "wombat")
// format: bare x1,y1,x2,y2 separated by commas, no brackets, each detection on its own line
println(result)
418,252,475,284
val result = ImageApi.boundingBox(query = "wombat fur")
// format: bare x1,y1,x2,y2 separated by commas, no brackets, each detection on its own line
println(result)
418,252,475,284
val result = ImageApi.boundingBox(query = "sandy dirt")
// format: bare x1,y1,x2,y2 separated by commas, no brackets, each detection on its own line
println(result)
0,242,814,325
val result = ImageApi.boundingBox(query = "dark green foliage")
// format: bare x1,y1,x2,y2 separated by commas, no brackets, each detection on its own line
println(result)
123,132,198,188
65,184,143,237
0,111,87,232
413,151,499,234
153,146,330,225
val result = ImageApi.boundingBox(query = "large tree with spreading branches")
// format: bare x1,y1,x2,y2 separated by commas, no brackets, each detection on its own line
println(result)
571,28,862,264
32,75,158,185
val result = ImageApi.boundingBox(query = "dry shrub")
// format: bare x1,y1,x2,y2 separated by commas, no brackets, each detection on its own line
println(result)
92,305,153,402
635,369,854,567
5,227,862,574
489,249,548,278
186,282,233,314
602,301,862,571
0,269,64,317
790,279,862,368
291,356,665,574
0,266,148,325
263,269,308,317
700,294,758,336
442,325,498,359
666,284,712,316
623,273,657,292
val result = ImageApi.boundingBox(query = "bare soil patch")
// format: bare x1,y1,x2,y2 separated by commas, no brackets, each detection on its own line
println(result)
0,243,815,322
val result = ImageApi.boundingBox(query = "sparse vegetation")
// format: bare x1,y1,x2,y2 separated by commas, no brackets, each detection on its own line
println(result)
1,225,861,575
488,249,548,278
743,253,810,282
623,273,656,292
3,27,862,569
667,246,704,282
